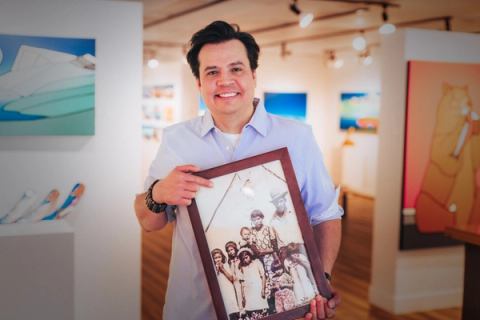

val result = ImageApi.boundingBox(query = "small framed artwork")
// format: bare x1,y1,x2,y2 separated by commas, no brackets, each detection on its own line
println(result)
264,92,307,122
188,148,331,320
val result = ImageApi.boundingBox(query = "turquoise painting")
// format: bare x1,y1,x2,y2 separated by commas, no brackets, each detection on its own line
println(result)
264,92,307,122
0,34,95,135
339,92,380,133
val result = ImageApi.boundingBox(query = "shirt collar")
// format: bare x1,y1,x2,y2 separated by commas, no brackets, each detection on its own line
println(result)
199,109,216,137
198,98,269,137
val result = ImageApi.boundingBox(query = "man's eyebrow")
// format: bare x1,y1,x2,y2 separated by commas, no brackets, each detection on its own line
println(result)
203,65,218,72
229,61,245,67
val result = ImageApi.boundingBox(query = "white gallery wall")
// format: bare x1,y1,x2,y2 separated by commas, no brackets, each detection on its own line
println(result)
141,61,198,182
323,50,381,196
257,50,380,196
0,1,142,319
370,28,480,313
256,52,331,166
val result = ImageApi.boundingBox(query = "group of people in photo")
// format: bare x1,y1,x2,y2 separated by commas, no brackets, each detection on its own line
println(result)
211,190,318,320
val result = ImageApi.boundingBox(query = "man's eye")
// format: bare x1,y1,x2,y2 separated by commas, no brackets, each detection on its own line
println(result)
232,67,242,73
207,70,218,76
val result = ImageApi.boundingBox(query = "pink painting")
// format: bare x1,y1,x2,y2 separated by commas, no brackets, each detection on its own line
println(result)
402,60,480,249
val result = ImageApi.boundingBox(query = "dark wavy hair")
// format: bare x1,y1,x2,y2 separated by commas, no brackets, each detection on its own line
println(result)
211,248,226,264
186,20,260,79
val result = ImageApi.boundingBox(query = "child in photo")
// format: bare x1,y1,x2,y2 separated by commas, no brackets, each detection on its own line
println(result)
211,248,240,320
270,261,296,313
284,243,317,305
237,247,269,318
238,226,253,249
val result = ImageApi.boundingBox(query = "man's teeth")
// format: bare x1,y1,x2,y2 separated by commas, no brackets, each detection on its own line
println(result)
218,92,237,98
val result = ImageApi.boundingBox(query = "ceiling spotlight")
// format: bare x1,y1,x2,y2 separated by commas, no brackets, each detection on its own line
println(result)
280,42,292,59
147,58,159,69
379,4,396,35
354,8,367,27
289,0,314,28
358,48,373,66
325,50,344,69
352,31,366,51
299,12,314,28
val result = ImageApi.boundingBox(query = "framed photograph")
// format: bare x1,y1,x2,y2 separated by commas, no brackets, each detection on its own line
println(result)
188,147,331,320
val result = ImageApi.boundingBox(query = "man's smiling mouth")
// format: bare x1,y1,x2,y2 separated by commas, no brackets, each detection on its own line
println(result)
216,92,239,98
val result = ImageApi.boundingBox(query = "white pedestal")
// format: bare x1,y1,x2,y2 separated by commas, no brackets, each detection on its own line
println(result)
0,221,74,320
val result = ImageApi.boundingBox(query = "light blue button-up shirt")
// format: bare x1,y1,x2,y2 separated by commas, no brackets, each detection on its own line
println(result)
145,101,342,320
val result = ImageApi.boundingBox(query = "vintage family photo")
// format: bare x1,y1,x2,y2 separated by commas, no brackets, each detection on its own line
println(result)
192,156,321,320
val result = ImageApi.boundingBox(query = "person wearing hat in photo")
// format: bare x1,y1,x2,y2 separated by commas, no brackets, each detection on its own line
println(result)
135,20,342,320
269,188,305,248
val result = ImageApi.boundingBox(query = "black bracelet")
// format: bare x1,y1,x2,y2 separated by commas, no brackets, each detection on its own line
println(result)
145,179,168,213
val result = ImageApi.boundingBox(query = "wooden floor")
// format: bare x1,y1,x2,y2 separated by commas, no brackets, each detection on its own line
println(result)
141,194,461,320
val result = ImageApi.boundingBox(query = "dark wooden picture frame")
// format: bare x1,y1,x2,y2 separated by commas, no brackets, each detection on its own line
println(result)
188,148,332,320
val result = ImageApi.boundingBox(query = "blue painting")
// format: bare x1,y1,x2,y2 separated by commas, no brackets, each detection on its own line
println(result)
0,34,95,135
264,92,307,122
339,92,380,132
198,96,207,116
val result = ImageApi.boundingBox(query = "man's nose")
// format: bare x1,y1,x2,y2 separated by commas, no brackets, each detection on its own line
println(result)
217,75,234,86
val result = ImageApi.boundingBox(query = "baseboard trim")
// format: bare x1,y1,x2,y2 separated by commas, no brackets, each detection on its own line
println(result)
369,285,462,314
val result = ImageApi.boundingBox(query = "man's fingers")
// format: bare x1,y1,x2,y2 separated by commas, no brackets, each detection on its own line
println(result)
316,296,326,319
326,307,336,319
184,182,199,192
184,174,213,187
310,298,317,320
181,190,196,199
175,164,201,173
180,198,192,206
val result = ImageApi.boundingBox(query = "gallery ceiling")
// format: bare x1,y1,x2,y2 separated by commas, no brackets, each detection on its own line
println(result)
140,0,480,61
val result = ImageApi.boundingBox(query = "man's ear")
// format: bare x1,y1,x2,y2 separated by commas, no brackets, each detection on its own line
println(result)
196,78,201,88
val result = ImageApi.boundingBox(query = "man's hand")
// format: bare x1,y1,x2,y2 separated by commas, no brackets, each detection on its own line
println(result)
298,290,340,320
152,165,213,206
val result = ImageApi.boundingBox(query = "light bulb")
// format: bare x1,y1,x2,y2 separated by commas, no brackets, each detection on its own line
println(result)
379,23,396,35
352,35,366,51
333,59,344,69
355,9,366,27
299,12,314,28
241,179,255,198
362,55,373,65
147,58,159,69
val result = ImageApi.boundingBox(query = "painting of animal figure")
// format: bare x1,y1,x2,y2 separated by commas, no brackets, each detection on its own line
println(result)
401,60,480,249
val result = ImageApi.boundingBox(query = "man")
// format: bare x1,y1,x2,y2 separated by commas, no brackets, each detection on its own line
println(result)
249,209,279,314
134,20,342,320
269,189,304,248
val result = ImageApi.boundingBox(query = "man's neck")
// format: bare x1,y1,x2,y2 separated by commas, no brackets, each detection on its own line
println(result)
212,102,255,134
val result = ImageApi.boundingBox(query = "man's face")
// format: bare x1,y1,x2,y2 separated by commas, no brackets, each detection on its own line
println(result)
251,216,263,229
197,39,256,126
273,197,287,213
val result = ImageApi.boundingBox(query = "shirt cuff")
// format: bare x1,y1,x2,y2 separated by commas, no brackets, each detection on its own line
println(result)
309,186,344,225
